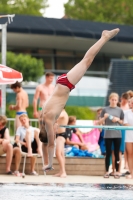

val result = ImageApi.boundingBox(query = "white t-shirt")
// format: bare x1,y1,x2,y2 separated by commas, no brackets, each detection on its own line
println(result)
124,109,133,142
16,126,35,142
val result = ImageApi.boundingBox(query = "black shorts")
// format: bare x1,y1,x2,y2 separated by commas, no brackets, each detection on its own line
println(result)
56,132,66,139
21,139,38,154
13,143,19,148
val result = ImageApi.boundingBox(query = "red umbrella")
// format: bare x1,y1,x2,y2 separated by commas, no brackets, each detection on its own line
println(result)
0,64,23,84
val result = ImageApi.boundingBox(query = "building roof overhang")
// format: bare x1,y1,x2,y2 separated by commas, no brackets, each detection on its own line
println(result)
0,15,132,54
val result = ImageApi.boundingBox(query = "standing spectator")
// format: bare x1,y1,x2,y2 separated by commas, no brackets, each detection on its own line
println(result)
126,90,133,99
123,97,133,179
33,72,55,167
9,81,29,130
0,115,13,174
54,109,68,178
128,97,133,109
126,90,133,109
120,93,130,110
33,72,55,118
100,93,124,178
120,93,130,173
110,92,129,176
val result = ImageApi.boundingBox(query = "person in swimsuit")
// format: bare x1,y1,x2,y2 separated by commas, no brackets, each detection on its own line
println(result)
33,72,55,167
39,28,120,171
9,81,29,131
33,72,55,118
53,109,68,178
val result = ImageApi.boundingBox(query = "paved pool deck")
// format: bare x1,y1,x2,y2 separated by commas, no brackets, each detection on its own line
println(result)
1,151,133,185
0,174,133,185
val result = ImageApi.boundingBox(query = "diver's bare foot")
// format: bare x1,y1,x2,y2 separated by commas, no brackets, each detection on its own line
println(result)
60,173,67,178
102,28,120,41
53,173,61,177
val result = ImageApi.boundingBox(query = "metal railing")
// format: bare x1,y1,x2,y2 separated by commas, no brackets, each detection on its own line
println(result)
7,118,39,136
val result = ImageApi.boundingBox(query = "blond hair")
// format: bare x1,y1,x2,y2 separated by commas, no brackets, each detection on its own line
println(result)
19,113,28,120
109,92,119,100
0,115,7,126
126,90,133,98
130,97,133,103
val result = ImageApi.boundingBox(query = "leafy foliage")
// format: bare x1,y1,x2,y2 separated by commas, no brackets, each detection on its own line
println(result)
64,0,133,25
66,106,97,120
0,51,44,82
0,0,48,16
6,104,97,120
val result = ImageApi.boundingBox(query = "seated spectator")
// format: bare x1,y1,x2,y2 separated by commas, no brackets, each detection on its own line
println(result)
66,116,88,150
0,115,13,174
66,116,100,152
12,143,22,176
14,113,42,175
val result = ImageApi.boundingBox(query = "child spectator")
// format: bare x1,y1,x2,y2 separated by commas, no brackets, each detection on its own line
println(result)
14,113,42,175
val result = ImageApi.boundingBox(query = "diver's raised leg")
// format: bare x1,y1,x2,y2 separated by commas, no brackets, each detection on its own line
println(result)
67,28,120,85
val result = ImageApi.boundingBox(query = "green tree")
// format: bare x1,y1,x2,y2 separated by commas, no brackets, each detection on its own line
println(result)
0,51,44,81
64,0,133,25
0,0,48,16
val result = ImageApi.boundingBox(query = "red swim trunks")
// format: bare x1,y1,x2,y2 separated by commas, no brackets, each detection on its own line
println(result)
56,74,75,91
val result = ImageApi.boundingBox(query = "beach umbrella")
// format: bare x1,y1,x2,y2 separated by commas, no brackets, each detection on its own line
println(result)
0,64,23,84
0,64,23,113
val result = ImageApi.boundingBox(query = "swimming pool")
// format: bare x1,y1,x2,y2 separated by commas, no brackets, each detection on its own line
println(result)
0,183,133,200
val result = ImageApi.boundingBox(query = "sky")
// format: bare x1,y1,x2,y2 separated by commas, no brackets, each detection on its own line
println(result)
44,0,68,18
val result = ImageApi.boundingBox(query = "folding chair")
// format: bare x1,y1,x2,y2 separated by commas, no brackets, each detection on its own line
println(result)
17,143,45,178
